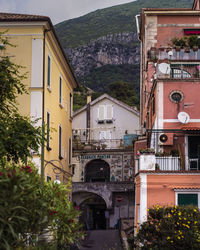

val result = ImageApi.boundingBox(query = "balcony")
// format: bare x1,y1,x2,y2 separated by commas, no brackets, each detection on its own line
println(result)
72,139,133,151
149,47,200,62
135,154,200,174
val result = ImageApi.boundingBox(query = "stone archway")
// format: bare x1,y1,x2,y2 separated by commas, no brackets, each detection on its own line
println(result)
85,159,110,182
78,193,107,230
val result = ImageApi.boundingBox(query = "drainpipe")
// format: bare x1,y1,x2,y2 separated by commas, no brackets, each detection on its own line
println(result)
41,28,51,184
135,15,141,42
86,92,92,142
135,14,143,134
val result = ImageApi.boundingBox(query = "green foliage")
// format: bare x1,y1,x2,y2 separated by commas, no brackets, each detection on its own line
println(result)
0,162,84,249
106,81,139,108
45,181,84,248
132,205,200,250
73,64,140,110
0,35,43,164
171,35,200,48
55,0,193,48
0,163,50,249
79,64,139,94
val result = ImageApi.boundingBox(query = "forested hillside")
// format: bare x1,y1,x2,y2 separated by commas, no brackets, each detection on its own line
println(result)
55,0,193,110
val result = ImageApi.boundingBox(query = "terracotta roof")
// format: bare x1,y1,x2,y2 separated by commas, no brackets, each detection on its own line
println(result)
173,186,200,189
0,13,50,22
182,127,200,130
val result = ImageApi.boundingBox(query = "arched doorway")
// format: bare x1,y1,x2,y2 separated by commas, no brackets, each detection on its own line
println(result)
79,193,107,230
85,159,110,182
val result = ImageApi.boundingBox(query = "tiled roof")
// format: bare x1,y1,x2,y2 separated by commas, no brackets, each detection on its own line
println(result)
0,13,50,22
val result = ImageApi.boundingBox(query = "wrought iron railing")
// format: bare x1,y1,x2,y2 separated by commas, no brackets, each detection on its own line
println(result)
170,63,200,79
135,156,200,174
72,139,133,151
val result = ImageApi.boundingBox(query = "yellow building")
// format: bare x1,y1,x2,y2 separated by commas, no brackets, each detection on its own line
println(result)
0,13,78,183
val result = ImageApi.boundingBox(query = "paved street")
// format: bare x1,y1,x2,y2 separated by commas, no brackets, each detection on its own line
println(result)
79,230,123,250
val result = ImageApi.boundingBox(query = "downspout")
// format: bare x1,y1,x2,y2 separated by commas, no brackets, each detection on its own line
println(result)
135,14,143,135
41,28,51,184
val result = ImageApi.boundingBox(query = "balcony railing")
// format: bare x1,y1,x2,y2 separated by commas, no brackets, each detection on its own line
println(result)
170,63,200,79
135,155,200,174
149,47,200,61
73,139,133,151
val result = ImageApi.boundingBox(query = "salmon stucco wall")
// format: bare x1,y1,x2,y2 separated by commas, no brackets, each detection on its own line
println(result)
147,174,200,208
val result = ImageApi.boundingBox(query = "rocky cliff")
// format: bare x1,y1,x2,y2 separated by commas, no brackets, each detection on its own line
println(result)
65,32,140,77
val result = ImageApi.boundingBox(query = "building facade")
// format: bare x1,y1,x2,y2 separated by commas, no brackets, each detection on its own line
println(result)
72,94,139,228
0,13,78,183
134,0,200,230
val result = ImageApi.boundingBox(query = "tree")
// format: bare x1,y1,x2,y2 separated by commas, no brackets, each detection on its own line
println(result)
0,34,43,164
131,205,200,250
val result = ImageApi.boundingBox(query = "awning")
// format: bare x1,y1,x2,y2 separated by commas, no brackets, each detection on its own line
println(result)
184,29,200,35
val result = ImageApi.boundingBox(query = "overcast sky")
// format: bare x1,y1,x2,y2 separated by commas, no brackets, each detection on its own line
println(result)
0,0,136,24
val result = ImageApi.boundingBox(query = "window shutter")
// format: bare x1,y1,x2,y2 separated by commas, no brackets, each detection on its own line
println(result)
98,105,105,120
106,105,113,119
106,130,112,140
99,131,106,140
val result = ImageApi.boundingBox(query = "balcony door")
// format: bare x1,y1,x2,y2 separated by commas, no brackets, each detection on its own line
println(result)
188,136,200,170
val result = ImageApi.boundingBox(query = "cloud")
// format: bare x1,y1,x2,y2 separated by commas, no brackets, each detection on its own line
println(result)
0,0,135,24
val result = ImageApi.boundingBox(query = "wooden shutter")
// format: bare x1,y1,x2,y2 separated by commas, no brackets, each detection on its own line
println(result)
106,105,113,119
98,105,105,120
99,131,106,140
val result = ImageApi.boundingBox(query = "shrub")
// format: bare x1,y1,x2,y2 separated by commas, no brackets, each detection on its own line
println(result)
0,162,84,249
133,205,200,250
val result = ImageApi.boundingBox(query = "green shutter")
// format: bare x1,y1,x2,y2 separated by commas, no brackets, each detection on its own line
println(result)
47,56,51,86
178,193,198,206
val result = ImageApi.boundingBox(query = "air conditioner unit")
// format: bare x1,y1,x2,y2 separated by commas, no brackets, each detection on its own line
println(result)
159,133,174,145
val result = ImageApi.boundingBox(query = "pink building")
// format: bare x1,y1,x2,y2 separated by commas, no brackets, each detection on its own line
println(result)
135,0,200,230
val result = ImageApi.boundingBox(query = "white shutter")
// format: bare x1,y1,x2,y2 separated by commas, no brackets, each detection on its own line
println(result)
98,105,105,120
106,130,112,139
106,105,113,119
99,131,106,140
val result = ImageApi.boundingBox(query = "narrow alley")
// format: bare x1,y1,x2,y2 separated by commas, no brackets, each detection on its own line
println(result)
79,230,123,250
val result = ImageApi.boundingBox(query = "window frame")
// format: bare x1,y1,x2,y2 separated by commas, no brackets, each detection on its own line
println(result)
175,189,200,208
46,111,51,151
59,76,62,106
59,125,63,160
47,55,51,88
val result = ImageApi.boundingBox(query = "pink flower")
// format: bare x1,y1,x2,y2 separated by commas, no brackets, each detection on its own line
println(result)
0,172,4,176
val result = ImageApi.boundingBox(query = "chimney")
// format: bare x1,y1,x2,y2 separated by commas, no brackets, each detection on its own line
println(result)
87,91,92,104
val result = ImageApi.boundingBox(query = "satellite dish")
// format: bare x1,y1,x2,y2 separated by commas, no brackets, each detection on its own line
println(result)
178,112,190,124
157,63,171,74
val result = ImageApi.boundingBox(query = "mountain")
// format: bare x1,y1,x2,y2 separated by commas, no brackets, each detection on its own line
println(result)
55,0,193,110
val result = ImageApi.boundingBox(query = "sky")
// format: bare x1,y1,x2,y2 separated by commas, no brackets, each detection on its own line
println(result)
0,0,135,25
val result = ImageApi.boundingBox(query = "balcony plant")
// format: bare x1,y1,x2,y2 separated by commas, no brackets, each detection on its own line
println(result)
171,37,187,49
139,148,155,154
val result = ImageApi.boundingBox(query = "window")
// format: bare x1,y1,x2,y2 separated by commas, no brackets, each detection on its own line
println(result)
59,76,62,105
178,193,198,206
97,105,113,123
47,55,51,87
69,93,72,119
47,176,51,182
69,137,71,165
99,130,111,140
59,125,63,159
170,91,184,103
152,95,155,115
175,191,200,208
46,111,51,150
